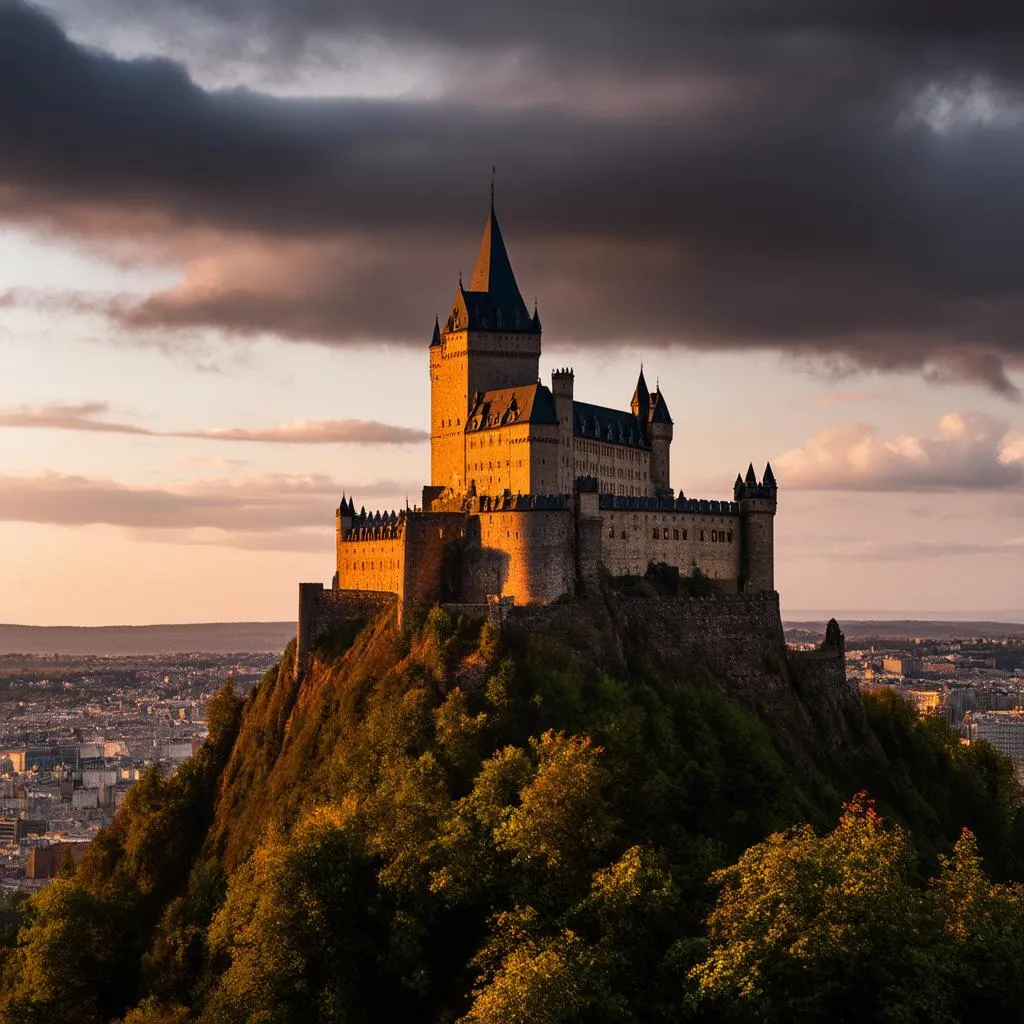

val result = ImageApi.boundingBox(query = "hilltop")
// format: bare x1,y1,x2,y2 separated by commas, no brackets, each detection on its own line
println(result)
1,589,1023,1023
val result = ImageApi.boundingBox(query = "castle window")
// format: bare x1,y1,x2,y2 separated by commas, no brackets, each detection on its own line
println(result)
652,529,658,540
608,526,615,538
727,531,733,542
700,531,705,541
683,530,688,540
712,531,718,542
673,529,679,540
663,528,670,539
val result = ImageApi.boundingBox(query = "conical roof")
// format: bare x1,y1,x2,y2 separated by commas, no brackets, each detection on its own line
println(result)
630,367,650,426
444,201,534,334
649,386,673,425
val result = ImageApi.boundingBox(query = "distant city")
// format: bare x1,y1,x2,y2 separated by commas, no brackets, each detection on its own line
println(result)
0,643,279,893
788,620,1024,784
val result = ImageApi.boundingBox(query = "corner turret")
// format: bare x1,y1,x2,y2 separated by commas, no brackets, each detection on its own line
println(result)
736,464,778,593
646,382,673,497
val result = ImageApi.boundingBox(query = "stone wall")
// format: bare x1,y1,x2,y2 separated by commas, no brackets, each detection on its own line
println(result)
336,533,406,596
593,506,742,587
401,512,468,617
461,507,576,605
295,583,397,678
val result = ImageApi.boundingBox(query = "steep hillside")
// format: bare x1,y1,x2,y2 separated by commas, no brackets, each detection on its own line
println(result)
2,589,1022,1024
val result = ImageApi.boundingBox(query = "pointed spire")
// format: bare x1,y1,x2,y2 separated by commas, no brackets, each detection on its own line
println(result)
631,366,651,426
430,315,441,347
745,463,757,485
532,297,542,331
763,462,777,487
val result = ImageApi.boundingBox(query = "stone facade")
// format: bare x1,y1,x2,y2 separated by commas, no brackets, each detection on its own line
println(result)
299,197,780,640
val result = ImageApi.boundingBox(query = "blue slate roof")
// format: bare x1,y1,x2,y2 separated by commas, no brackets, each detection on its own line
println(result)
573,401,650,449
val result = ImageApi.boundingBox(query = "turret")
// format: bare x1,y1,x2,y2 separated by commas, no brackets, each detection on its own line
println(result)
337,494,354,539
736,463,778,593
647,383,673,496
551,367,575,494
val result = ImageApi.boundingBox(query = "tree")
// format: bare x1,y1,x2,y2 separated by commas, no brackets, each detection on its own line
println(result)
692,794,950,1023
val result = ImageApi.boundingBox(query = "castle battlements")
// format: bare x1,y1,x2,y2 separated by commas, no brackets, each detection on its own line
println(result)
298,195,780,673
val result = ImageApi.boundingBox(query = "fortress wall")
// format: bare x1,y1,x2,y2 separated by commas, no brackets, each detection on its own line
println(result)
461,508,575,605
295,584,397,678
573,438,652,497
401,512,468,616
595,508,742,587
336,534,406,597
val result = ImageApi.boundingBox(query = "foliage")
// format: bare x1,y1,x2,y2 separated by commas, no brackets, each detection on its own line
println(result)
692,797,1024,1023
4,601,1024,1023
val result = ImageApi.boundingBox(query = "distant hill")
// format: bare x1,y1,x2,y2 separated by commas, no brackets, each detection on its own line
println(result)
785,619,1024,641
0,622,296,656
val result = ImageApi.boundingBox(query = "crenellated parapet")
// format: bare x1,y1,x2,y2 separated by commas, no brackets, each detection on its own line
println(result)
468,492,568,513
598,492,741,516
336,495,409,541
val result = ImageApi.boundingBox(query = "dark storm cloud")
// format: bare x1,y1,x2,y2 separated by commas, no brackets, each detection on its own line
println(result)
3,1,1024,394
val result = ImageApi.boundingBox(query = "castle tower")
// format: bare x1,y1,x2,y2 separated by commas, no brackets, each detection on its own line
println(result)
430,198,542,491
736,462,778,593
647,383,673,496
551,366,575,494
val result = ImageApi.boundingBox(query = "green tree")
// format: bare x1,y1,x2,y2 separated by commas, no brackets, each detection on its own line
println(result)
692,794,949,1023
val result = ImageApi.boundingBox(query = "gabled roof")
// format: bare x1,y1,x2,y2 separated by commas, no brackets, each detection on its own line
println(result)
444,203,537,335
573,401,651,449
466,383,558,432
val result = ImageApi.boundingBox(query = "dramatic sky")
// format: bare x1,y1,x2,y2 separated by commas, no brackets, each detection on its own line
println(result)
1,0,1023,624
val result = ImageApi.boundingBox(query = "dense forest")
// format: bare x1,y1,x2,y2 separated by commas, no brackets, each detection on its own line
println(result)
1,594,1023,1023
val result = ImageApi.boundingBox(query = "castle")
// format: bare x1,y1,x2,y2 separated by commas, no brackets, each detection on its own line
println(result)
298,197,778,655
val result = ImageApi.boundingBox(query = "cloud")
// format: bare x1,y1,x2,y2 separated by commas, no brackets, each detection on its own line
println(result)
0,472,419,533
2,4,1024,394
777,413,1024,491
818,538,1024,562
0,401,152,434
0,401,428,444
807,390,887,406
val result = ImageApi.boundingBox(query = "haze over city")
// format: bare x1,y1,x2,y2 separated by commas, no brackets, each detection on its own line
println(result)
2,0,1023,624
